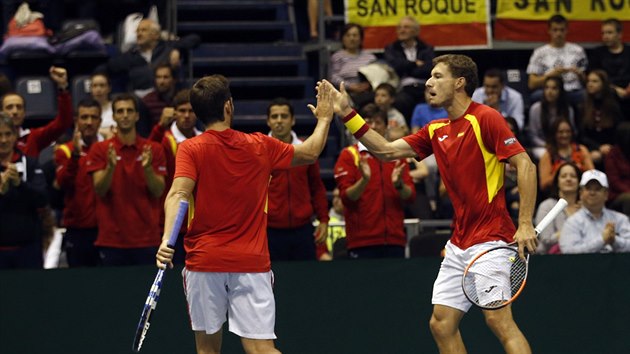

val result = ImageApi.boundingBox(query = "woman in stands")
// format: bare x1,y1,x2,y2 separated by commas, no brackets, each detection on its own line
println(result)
526,76,576,161
538,118,594,192
328,23,376,109
535,162,582,254
579,69,622,169
90,73,114,138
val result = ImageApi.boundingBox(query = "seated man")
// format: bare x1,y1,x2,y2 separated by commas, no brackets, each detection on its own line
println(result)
472,68,525,130
560,169,630,254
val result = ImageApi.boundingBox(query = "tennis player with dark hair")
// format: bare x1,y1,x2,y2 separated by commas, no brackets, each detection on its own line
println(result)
156,75,334,354
327,54,538,353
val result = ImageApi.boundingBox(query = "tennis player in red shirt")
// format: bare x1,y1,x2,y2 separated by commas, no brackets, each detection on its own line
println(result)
156,75,334,354
328,55,538,354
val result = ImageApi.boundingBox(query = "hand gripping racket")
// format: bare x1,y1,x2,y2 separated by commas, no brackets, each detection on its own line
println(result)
462,198,568,310
132,199,189,352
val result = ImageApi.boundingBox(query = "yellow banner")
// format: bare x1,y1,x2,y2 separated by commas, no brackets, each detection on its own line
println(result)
497,0,630,21
346,0,489,26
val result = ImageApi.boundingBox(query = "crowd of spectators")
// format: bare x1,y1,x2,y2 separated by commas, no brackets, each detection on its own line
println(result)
1,5,629,269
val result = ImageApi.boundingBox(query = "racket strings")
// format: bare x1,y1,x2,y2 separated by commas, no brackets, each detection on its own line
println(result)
463,248,528,309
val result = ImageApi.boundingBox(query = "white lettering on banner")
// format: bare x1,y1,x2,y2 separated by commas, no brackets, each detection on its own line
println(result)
356,0,478,17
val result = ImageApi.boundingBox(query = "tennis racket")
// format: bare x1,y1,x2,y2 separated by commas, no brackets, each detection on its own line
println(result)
132,199,189,352
462,198,568,310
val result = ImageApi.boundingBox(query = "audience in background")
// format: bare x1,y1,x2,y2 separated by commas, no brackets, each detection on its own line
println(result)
0,113,49,269
307,0,332,41
526,76,576,160
472,68,525,130
89,73,115,139
384,15,434,120
373,83,409,133
2,66,72,157
86,93,166,266
538,118,594,192
54,98,103,267
560,169,630,254
266,98,329,261
141,63,179,126
410,87,447,133
578,69,622,169
317,187,347,261
535,162,582,254
328,23,376,109
589,18,630,116
527,14,587,106
334,104,415,259
605,122,630,217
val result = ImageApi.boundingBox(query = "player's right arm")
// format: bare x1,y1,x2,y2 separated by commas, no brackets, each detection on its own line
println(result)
329,81,416,161
157,176,195,269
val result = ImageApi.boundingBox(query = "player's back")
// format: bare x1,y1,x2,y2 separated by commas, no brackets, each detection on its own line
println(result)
175,129,294,272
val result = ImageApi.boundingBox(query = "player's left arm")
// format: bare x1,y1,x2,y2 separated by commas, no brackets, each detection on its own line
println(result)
508,151,538,257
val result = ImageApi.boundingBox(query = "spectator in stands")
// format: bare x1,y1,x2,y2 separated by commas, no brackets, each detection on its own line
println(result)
605,122,630,217
560,169,630,254
0,113,49,269
472,68,525,130
578,70,622,169
373,83,409,133
99,18,197,96
589,18,630,116
141,63,179,126
526,76,576,160
526,14,587,106
328,23,376,109
148,89,202,264
504,117,523,223
307,0,332,40
317,187,346,261
384,15,434,120
535,162,582,254
410,87,447,133
265,97,328,261
334,104,415,259
538,118,594,192
54,98,103,267
86,93,166,266
2,66,72,157
89,73,115,139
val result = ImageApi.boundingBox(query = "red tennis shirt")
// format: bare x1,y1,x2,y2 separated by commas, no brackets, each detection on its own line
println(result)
175,129,294,272
403,102,525,250
86,136,167,248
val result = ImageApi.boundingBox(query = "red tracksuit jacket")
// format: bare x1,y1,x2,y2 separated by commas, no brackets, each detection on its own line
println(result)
334,144,415,249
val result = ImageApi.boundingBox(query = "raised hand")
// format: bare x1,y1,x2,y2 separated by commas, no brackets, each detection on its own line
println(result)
308,80,334,123
107,143,117,168
391,160,404,187
141,144,153,169
328,81,353,116
159,107,176,128
49,66,68,90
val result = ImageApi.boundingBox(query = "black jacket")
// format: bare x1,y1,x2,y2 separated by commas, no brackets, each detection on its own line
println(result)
384,38,435,83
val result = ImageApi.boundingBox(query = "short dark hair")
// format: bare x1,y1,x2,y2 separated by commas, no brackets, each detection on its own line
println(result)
190,75,232,125
548,14,567,27
340,23,364,49
602,18,622,33
484,68,504,84
1,92,24,109
112,93,138,112
267,97,294,118
153,63,175,78
77,97,102,116
359,103,387,124
172,89,191,108
433,54,478,97
374,83,396,97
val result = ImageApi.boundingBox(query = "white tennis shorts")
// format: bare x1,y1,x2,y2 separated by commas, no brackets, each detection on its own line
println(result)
182,268,277,339
432,240,509,312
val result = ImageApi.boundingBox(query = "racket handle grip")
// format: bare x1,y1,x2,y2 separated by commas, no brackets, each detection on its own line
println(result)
167,199,189,247
535,198,568,235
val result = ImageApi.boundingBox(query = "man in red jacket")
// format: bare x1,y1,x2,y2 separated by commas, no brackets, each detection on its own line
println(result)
266,97,329,261
334,104,415,258
54,98,103,267
2,66,73,157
